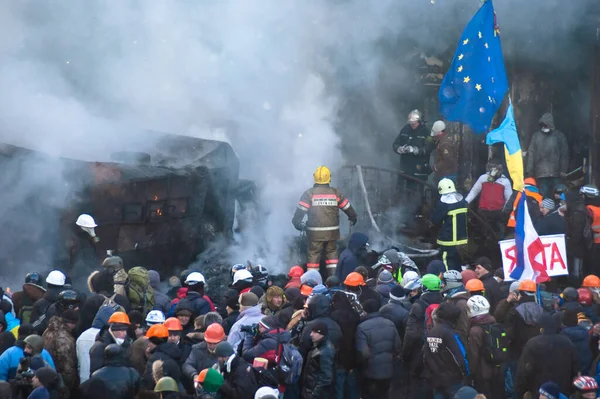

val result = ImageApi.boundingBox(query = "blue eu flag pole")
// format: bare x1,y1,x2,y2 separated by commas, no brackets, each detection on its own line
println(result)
438,0,508,134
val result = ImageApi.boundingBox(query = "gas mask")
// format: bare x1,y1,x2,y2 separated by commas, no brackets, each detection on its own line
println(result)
81,226,100,243
541,127,551,134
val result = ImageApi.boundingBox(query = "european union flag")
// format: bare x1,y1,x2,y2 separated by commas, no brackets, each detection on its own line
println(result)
438,0,508,134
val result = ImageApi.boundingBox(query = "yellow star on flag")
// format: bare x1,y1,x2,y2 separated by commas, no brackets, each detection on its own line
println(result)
458,54,464,60
478,31,482,39
457,65,463,72
463,76,470,83
463,39,469,45
475,84,482,91
484,43,489,49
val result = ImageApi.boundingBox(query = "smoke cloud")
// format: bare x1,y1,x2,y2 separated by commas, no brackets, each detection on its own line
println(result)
0,0,595,285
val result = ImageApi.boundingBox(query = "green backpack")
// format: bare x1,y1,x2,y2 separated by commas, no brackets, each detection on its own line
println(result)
126,267,155,314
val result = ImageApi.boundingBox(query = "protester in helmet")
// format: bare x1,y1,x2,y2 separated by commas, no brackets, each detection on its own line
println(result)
252,265,271,290
89,312,132,374
142,324,183,390
431,178,468,271
11,273,46,325
177,272,211,320
473,257,502,314
343,272,381,306
164,317,192,365
183,322,225,382
91,344,141,399
69,213,101,270
42,310,78,394
577,287,598,324
285,266,304,290
194,368,225,399
514,312,578,399
441,270,470,343
573,376,598,399
227,293,263,351
231,270,254,295
30,270,66,328
154,376,183,399
336,232,369,283
465,279,485,297
33,289,80,335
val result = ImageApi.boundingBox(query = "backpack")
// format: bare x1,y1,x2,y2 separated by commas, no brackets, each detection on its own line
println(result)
101,293,125,313
18,296,35,325
480,323,510,366
126,267,155,314
275,330,303,385
423,303,440,335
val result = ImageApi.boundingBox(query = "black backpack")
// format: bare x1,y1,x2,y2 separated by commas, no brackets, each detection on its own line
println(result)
480,323,510,366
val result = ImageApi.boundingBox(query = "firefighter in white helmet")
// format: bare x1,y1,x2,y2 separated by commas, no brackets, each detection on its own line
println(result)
430,179,468,271
292,166,357,276
67,213,100,269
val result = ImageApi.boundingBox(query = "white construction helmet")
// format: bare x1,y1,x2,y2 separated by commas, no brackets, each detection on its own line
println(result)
255,386,280,399
467,295,490,318
145,310,166,325
232,269,253,285
438,178,456,195
185,272,206,285
408,109,422,123
46,270,66,286
76,214,97,228
431,120,446,136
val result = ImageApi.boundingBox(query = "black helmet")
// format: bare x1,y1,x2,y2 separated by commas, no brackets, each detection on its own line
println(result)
104,343,122,360
25,272,43,286
57,290,80,309
562,287,579,302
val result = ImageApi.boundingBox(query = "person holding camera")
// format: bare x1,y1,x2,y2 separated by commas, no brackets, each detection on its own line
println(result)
27,367,59,399
241,316,290,368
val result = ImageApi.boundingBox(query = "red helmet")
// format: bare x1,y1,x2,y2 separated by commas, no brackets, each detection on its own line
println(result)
288,266,304,278
578,288,593,306
573,376,598,393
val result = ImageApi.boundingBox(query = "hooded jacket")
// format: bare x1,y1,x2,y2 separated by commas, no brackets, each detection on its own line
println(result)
299,295,342,357
227,305,264,351
76,306,115,383
467,314,497,386
182,341,220,380
380,296,410,340
445,289,470,344
355,312,402,379
218,355,259,399
526,113,569,178
402,291,443,361
242,328,291,366
330,293,360,371
91,356,141,399
0,342,55,381
423,320,469,389
504,297,543,360
42,316,78,392
142,341,183,389
336,232,369,282
149,270,172,315
561,325,592,375
12,283,46,323
89,325,132,374
30,287,62,325
177,291,211,319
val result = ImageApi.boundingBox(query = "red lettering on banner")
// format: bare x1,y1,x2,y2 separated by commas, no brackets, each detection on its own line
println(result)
549,242,567,270
505,245,517,272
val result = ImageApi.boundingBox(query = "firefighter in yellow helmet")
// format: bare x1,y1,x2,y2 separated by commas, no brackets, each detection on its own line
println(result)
292,166,358,275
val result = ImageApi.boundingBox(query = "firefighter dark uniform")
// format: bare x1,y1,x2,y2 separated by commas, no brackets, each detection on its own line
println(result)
292,166,358,273
431,178,468,272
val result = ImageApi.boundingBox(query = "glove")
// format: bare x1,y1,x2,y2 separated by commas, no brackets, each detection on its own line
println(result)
407,146,419,155
349,218,357,226
396,145,408,155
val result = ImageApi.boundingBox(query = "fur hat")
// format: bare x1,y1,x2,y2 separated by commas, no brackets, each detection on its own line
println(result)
87,270,114,294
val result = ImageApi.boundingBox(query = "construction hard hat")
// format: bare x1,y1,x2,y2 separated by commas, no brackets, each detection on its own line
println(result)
465,278,484,292
562,287,579,302
46,270,66,286
403,277,422,291
232,269,253,285
518,279,537,293
102,256,124,270
300,284,314,296
204,323,226,344
580,184,600,199
154,377,179,393
255,386,281,399
441,270,463,292
146,310,166,325
524,177,538,187
164,317,183,331
421,274,442,291
230,264,247,279
573,376,598,393
578,288,593,306
288,266,304,278
408,109,422,123
76,214,97,228
146,324,169,339
108,312,131,325
431,120,446,136
25,272,43,286
583,275,600,288
313,166,331,185
438,178,456,195
344,272,366,287
467,295,490,318
185,272,205,285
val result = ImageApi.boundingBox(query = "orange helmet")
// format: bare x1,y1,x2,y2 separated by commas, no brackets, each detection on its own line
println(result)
195,369,209,383
108,312,130,325
465,279,484,292
524,177,537,187
518,279,537,292
204,323,226,344
300,284,313,296
288,266,304,278
344,272,366,287
164,317,183,331
146,324,169,339
583,275,600,288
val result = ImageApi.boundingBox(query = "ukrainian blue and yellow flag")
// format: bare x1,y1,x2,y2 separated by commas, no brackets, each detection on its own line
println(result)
438,0,508,134
486,101,524,191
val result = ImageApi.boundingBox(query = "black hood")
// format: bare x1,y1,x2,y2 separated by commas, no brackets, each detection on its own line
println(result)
308,294,331,320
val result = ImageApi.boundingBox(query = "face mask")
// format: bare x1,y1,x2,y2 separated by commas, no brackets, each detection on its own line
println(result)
541,128,550,133
81,226,100,242
115,338,124,345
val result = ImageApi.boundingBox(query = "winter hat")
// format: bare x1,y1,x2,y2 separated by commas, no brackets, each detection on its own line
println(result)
250,285,265,299
35,367,58,388
431,120,446,137
426,260,446,276
362,299,380,314
453,386,479,399
17,324,34,340
389,285,407,301
436,302,461,324
301,269,323,286
538,312,558,333
128,310,144,326
474,257,493,272
562,309,579,327
214,341,234,357
461,269,477,285
266,286,284,302
284,287,301,304
61,309,79,324
259,316,279,331
311,320,329,336
239,292,259,307
312,284,328,295
539,381,560,399
325,276,341,288
174,301,193,317
24,335,44,355
378,270,394,284
148,270,161,290
255,386,280,399
197,368,224,393
509,281,521,293
541,198,556,211
88,270,114,294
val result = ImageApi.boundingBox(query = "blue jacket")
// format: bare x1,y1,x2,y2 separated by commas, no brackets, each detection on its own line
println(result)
27,386,50,399
0,345,55,381
336,233,369,282
560,326,592,374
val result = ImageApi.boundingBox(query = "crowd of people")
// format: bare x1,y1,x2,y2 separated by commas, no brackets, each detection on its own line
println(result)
0,250,599,399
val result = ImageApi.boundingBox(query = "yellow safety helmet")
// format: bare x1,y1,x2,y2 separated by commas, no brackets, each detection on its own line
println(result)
438,178,456,195
314,166,331,185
